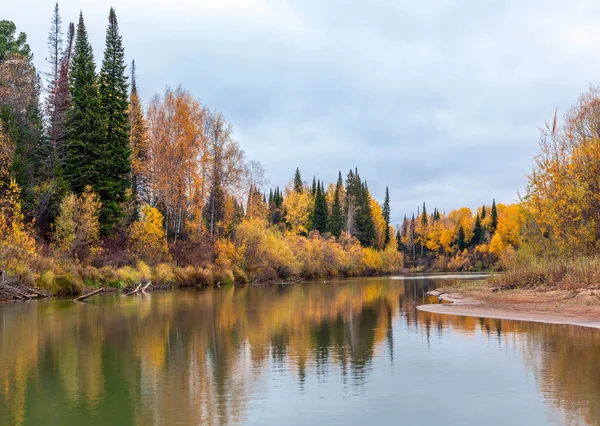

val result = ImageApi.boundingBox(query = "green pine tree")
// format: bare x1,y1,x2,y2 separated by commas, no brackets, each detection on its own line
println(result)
98,7,130,227
490,199,498,233
312,180,328,233
472,214,483,246
481,205,487,220
382,186,391,246
328,172,344,237
64,13,105,197
421,202,428,227
457,225,467,251
293,167,303,193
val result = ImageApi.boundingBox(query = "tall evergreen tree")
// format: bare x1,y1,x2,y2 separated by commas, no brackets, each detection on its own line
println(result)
312,180,328,233
345,170,376,247
64,13,104,197
129,60,149,215
45,3,63,157
311,176,316,196
382,186,391,246
293,167,303,193
47,21,74,173
457,225,467,251
481,205,487,220
490,199,498,233
421,202,428,227
98,7,130,226
472,214,484,245
328,172,344,237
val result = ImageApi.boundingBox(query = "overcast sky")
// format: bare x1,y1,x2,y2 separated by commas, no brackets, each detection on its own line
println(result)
5,0,600,223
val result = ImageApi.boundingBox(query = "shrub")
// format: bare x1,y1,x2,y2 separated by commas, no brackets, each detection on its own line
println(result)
53,187,102,264
129,205,169,264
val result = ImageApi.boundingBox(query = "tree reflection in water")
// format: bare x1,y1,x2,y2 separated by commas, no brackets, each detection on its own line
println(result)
0,276,598,425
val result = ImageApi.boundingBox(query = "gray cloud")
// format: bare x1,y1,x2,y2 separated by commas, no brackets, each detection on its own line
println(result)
5,0,600,223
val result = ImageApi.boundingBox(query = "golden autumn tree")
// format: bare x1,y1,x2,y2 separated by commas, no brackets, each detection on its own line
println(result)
53,187,102,263
129,205,169,264
146,86,207,242
0,180,37,272
526,87,600,255
283,184,313,235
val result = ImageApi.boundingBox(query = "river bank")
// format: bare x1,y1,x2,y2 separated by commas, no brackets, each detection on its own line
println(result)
418,281,600,329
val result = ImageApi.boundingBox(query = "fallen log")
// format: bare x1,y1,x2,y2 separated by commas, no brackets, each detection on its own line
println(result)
74,287,105,301
126,282,143,296
141,282,152,293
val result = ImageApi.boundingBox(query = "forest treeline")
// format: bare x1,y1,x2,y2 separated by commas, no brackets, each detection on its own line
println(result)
1,3,589,295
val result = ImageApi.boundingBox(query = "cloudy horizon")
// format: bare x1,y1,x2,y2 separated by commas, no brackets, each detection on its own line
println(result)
5,0,600,224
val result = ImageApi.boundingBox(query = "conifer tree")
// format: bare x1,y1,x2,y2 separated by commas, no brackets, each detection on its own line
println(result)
98,7,130,225
421,202,428,228
312,180,328,233
481,205,487,220
490,199,498,233
129,60,149,214
472,214,484,246
457,225,467,251
311,176,316,196
64,13,104,198
48,21,74,173
328,172,344,237
45,3,63,165
293,168,303,193
382,186,391,246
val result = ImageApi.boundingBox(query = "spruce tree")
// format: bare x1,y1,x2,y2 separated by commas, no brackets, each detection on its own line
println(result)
312,180,328,233
129,60,149,214
481,205,487,220
293,167,303,193
382,186,391,246
45,3,63,169
355,179,376,247
311,176,316,196
421,202,428,228
328,173,344,237
472,214,483,246
98,7,130,226
64,13,104,197
490,199,498,233
457,225,467,251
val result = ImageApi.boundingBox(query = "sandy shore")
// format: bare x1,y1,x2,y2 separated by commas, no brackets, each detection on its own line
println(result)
417,290,600,329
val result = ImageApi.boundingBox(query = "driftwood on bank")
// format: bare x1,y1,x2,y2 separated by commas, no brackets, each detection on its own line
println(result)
74,287,105,301
0,276,49,301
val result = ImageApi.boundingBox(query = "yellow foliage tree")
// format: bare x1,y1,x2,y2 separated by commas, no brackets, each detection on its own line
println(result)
526,88,600,255
129,205,169,264
54,187,102,263
283,186,313,235
0,180,37,273
370,196,386,250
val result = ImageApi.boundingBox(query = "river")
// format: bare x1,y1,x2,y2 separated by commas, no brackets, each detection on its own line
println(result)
1,275,599,425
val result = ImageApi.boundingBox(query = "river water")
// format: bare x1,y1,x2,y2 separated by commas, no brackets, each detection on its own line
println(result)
1,275,599,425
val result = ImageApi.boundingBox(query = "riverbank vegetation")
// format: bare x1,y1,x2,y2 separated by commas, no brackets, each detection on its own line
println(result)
0,5,410,297
1,4,585,299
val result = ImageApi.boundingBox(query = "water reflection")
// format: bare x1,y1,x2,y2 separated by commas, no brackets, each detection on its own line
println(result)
0,276,598,425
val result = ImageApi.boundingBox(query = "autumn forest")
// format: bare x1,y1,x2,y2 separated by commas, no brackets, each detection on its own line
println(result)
0,4,598,298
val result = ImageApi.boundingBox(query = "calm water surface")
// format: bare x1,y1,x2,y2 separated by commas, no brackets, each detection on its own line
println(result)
1,275,600,426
